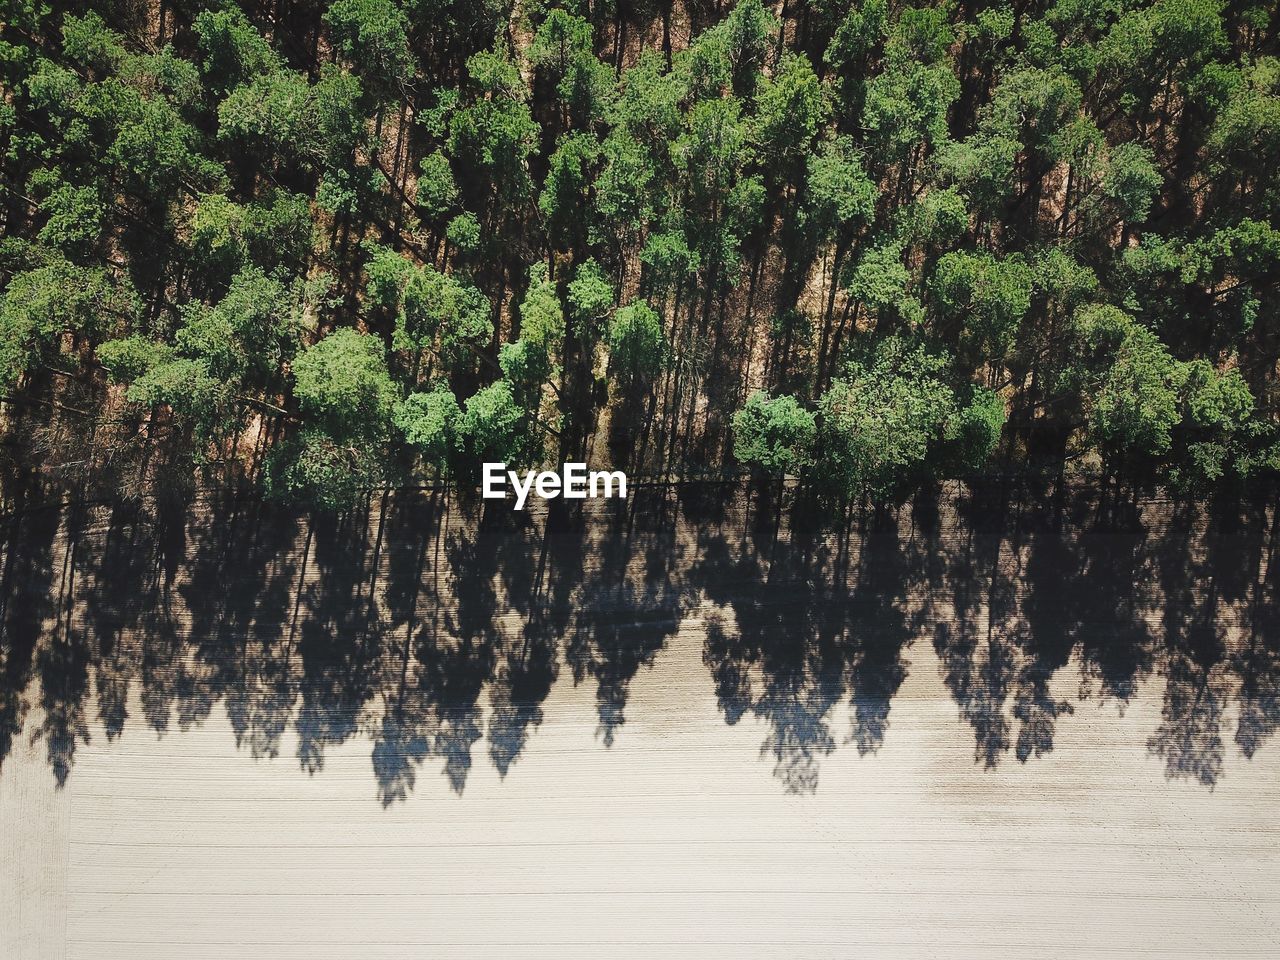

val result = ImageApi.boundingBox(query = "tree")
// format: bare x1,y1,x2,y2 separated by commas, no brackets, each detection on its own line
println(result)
754,52,826,169
825,0,887,120
324,0,414,90
97,336,171,383
944,386,1006,474
1,0,1278,502
805,136,877,237
292,328,396,439
846,242,921,330
539,133,600,253
1166,360,1254,490
732,391,816,474
929,251,1035,362
608,300,666,382
1077,310,1189,464
265,428,384,510
417,150,459,218
219,66,366,171
818,337,959,497
529,9,614,127
640,230,701,298
363,245,492,370
394,384,461,469
124,357,231,444
174,266,302,385
673,97,762,277
863,60,959,160
596,131,656,245
414,268,491,364
194,6,280,98
457,379,532,465
500,264,564,393
449,49,538,203
1,260,137,389
567,259,614,336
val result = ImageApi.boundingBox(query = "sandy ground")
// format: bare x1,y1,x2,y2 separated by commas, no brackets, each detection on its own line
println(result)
3,618,1278,960
3,487,1279,956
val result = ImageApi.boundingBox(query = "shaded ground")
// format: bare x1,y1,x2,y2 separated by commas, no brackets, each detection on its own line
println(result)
0,480,1277,799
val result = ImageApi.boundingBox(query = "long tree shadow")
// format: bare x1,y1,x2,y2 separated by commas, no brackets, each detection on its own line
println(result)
566,491,691,745
1232,496,1280,759
1,489,66,777
1144,492,1277,786
487,498,582,775
1014,483,1152,761
933,480,1021,768
2,481,1278,798
692,489,920,792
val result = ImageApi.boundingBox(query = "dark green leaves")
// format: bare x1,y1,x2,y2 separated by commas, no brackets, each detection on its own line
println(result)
732,391,816,474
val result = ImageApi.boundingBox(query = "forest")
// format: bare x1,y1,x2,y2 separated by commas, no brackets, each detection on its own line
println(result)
1,0,1279,510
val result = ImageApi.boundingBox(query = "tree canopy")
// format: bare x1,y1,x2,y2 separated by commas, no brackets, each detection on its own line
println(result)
2,0,1278,509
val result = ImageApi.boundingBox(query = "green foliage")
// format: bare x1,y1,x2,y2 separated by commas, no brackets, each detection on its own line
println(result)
909,187,970,245
1167,360,1255,490
500,264,565,391
265,427,383,511
539,133,600,250
293,328,396,438
126,357,228,425
188,191,312,283
754,52,826,165
324,0,413,88
365,244,493,365
1,260,137,388
518,263,559,346
220,65,365,167
847,242,920,326
597,131,655,238
612,50,682,146
217,69,309,157
194,6,280,97
679,0,777,99
567,259,614,334
394,384,461,468
673,97,763,275
945,386,1006,473
446,212,482,253
449,49,538,201
98,335,171,383
732,390,817,474
34,17,223,199
864,60,959,156
1087,320,1187,460
930,251,1035,358
641,230,700,295
1103,142,1161,222
458,379,531,465
417,151,459,218
175,267,302,383
721,0,778,96
529,9,614,124
608,300,666,381
2,0,1278,498
805,136,877,236
818,337,960,497
826,0,888,115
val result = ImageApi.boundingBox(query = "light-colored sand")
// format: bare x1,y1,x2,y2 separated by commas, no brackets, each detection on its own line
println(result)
3,617,1278,960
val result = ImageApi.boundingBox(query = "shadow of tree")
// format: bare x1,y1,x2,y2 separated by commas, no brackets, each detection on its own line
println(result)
2,480,1277,798
692,492,920,792
1,489,65,778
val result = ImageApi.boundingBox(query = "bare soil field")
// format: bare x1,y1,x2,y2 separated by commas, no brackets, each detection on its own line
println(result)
2,482,1278,957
